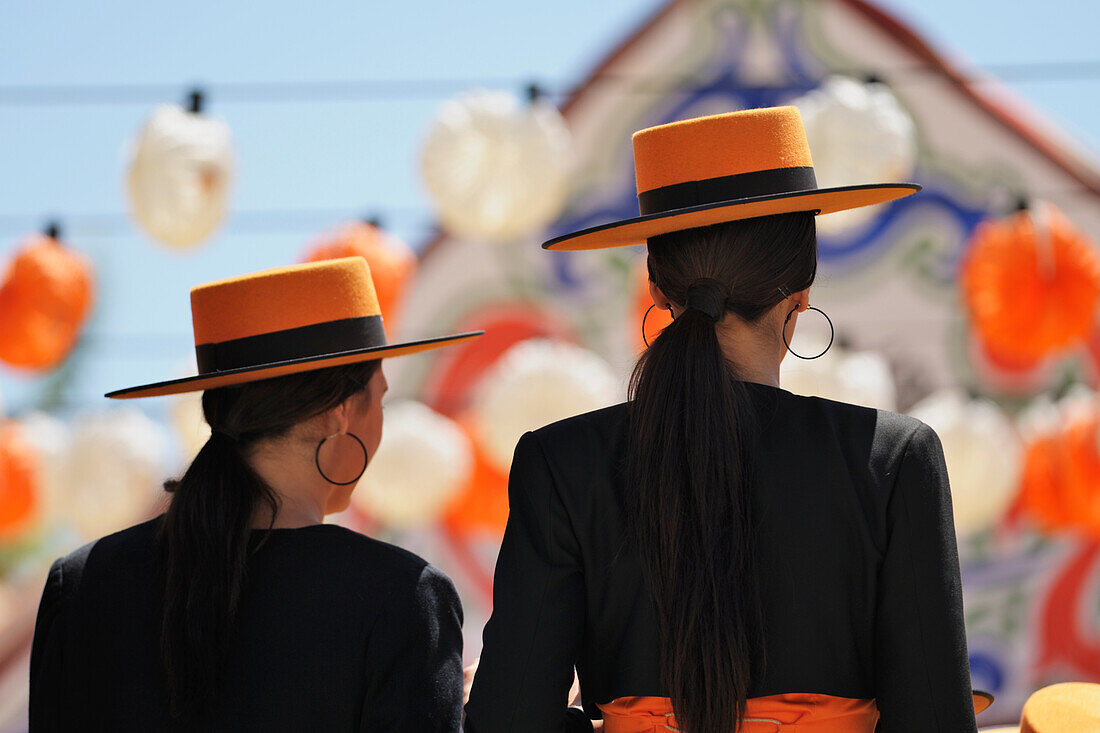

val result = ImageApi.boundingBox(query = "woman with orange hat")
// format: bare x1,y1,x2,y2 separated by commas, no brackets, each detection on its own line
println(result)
465,108,985,732
29,258,482,731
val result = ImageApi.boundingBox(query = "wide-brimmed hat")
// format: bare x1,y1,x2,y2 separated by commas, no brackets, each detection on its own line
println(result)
980,683,1100,732
542,106,921,251
106,257,482,399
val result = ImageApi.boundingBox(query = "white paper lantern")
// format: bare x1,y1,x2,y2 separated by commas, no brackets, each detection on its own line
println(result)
794,76,917,235
17,412,71,528
61,410,168,540
170,391,210,463
474,339,619,472
834,351,897,412
352,401,473,529
127,104,234,248
780,341,897,411
779,334,842,397
420,90,572,243
909,390,1021,535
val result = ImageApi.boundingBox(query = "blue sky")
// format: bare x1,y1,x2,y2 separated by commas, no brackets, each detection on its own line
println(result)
2,0,1099,412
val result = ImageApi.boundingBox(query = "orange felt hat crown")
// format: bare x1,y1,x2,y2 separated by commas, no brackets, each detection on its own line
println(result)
979,682,1100,733
107,257,482,399
543,106,920,251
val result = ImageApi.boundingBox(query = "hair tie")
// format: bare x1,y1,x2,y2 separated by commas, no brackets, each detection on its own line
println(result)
212,427,240,443
684,279,728,322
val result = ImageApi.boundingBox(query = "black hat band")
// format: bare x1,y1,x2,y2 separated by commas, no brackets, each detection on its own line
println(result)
195,315,387,373
637,166,818,216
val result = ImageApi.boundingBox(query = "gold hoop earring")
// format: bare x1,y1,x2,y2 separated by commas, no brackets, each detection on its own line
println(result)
315,432,369,486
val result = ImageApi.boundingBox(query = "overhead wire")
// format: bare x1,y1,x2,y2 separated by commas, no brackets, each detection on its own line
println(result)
1,59,1100,106
3,59,1100,238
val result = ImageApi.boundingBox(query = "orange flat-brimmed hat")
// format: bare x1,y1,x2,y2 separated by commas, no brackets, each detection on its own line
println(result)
106,257,482,399
979,683,1100,732
542,106,921,251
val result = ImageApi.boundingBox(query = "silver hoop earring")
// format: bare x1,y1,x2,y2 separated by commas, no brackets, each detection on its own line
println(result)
783,305,834,360
315,432,369,486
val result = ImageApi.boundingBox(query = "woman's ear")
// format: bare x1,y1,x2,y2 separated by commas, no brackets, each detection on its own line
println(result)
321,400,352,436
793,287,811,313
648,279,672,311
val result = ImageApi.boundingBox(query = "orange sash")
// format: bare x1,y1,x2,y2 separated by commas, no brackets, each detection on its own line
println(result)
598,693,879,732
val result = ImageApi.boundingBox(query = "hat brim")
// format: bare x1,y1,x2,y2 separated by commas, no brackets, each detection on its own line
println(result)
543,183,921,251
106,331,484,399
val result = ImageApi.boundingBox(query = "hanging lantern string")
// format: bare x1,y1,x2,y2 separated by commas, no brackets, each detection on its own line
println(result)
4,59,1100,106
0,207,437,240
1013,197,1056,280
187,89,204,114
3,183,1094,241
1032,201,1057,280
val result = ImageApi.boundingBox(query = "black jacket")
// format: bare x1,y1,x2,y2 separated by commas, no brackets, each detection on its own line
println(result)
30,519,464,732
465,382,978,732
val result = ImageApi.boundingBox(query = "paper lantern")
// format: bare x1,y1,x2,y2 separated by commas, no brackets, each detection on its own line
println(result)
0,232,94,370
352,401,473,529
170,391,210,463
442,415,510,535
0,423,39,539
17,412,70,529
780,342,897,411
420,90,572,243
60,410,167,540
909,390,1021,535
633,258,672,349
1017,392,1100,537
794,76,917,235
832,351,897,411
961,204,1100,368
472,339,619,473
303,222,416,326
127,103,233,248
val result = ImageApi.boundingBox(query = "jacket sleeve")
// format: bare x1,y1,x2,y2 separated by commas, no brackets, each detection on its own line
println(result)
361,564,465,732
464,431,590,733
874,422,978,733
29,559,65,732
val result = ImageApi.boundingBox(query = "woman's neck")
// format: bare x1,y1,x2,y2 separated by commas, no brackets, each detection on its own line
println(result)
715,315,784,388
245,440,328,528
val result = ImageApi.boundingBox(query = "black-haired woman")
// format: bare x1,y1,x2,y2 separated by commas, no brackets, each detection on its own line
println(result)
29,258,483,731
465,108,983,732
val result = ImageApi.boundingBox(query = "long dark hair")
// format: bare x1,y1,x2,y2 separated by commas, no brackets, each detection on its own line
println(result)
158,360,380,722
628,212,817,732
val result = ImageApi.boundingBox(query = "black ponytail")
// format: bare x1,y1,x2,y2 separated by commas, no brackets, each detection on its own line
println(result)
627,212,816,732
158,360,379,722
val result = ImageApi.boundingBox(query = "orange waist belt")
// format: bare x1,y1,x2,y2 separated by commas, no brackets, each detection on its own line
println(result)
597,694,879,732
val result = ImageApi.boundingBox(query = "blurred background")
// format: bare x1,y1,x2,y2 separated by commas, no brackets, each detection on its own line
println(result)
3,0,1100,727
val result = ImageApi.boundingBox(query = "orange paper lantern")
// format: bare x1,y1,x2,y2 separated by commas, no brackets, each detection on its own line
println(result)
961,204,1100,368
633,258,672,349
0,423,38,538
1018,432,1072,530
1017,406,1100,537
0,233,94,370
442,415,510,536
303,222,415,327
